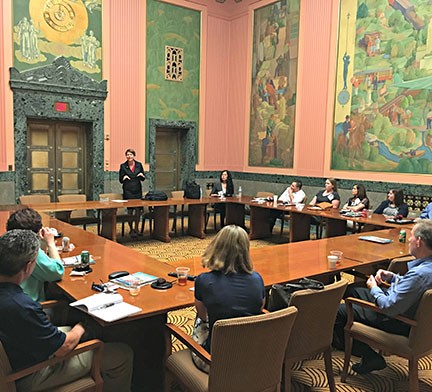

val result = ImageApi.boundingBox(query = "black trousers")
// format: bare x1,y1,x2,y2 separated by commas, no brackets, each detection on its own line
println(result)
333,285,410,358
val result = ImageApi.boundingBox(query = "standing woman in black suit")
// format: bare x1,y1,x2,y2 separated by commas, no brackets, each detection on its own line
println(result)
119,148,146,237
211,170,234,227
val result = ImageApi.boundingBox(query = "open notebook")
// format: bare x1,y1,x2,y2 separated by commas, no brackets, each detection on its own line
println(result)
70,293,142,322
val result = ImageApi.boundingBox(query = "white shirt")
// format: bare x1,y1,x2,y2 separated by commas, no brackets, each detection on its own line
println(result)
279,188,306,204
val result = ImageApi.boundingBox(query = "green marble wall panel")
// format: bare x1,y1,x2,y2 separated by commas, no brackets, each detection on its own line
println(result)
146,0,200,161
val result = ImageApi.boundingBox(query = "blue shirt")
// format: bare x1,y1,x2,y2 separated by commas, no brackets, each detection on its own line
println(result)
195,270,265,351
0,283,65,370
420,203,432,219
370,257,432,318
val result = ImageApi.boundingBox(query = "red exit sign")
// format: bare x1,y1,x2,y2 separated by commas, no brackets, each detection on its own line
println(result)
54,102,70,112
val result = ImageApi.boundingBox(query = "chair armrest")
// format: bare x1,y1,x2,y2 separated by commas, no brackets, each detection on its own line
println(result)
345,297,417,327
165,323,211,365
4,339,104,384
41,300,65,309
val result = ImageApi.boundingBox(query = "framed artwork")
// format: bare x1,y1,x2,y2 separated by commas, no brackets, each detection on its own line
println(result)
332,0,432,174
248,0,300,168
13,0,102,80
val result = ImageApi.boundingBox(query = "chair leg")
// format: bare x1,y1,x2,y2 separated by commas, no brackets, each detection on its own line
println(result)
122,221,125,237
83,224,87,230
323,347,336,392
214,212,217,231
341,334,353,382
408,358,419,392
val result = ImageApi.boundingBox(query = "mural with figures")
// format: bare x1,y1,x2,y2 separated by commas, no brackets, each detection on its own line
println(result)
248,0,300,168
13,0,102,80
332,0,432,174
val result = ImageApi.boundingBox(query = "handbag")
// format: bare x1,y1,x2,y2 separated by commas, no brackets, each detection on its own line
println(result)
184,180,201,199
266,277,325,311
143,190,168,201
191,316,210,373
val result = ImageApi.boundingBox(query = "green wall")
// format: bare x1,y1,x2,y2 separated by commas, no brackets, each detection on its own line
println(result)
146,0,201,159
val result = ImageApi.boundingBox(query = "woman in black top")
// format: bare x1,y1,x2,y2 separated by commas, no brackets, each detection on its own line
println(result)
343,184,370,211
210,170,234,227
119,148,146,237
374,189,408,217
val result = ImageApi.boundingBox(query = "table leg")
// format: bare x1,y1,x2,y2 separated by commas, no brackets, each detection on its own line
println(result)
99,208,117,241
326,218,347,238
290,212,311,242
188,204,206,239
249,206,272,239
226,203,245,227
152,206,171,242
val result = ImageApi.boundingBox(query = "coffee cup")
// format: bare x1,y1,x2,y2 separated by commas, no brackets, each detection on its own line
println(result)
327,255,338,269
330,250,343,262
367,210,373,218
273,195,278,206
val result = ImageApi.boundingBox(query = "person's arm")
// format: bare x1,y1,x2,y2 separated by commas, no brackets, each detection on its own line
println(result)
351,200,367,212
279,187,290,203
374,200,387,214
54,323,86,357
194,298,208,321
291,190,305,204
39,227,61,261
420,203,432,219
398,203,409,217
119,164,130,183
210,182,220,196
310,195,317,205
137,162,146,181
331,199,340,209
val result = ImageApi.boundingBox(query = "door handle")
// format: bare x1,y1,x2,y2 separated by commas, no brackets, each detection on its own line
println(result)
50,176,54,184
57,178,62,184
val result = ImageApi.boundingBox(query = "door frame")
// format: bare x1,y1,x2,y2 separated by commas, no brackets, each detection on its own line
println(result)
148,119,197,191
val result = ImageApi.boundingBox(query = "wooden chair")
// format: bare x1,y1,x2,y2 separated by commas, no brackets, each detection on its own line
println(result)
98,193,135,237
342,289,432,392
0,300,104,392
19,194,51,204
283,279,347,392
164,307,298,392
170,190,187,235
57,194,100,232
205,189,220,232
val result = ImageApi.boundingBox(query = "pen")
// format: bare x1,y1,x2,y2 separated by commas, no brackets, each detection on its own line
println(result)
96,302,116,310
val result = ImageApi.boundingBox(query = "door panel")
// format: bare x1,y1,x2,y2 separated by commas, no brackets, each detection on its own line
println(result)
155,129,181,193
27,120,86,201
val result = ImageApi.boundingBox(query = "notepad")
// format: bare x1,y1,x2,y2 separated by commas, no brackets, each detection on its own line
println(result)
358,236,393,244
61,255,95,267
111,272,158,289
70,293,142,322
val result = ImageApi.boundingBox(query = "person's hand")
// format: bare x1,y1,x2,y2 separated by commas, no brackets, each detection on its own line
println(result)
137,173,145,178
39,227,56,246
123,175,131,181
366,274,377,289
375,269,393,285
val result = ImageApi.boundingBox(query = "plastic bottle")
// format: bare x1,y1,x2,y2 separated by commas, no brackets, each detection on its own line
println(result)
238,186,242,198
199,187,203,198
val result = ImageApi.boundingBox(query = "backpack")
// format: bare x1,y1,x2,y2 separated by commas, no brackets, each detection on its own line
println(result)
144,191,168,201
184,180,201,199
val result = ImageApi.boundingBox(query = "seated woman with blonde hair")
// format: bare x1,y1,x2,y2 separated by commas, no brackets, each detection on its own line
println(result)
192,225,265,371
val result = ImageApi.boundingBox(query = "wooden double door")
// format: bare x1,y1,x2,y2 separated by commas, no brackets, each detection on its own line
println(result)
26,120,88,201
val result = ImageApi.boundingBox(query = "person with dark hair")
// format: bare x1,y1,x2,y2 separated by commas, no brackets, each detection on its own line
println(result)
333,220,432,374
342,184,369,211
194,225,265,358
0,229,133,391
279,180,306,204
119,148,146,237
6,207,64,301
310,178,340,209
210,170,235,227
374,189,408,217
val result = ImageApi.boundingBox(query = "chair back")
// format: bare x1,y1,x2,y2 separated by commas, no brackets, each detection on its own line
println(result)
19,194,50,205
256,191,274,198
285,279,347,360
57,194,88,218
0,341,15,392
208,307,298,392
171,191,184,199
408,289,432,355
99,193,127,216
205,188,212,197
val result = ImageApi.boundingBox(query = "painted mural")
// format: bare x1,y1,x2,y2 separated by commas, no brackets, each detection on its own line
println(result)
248,0,300,168
332,0,432,174
13,0,102,80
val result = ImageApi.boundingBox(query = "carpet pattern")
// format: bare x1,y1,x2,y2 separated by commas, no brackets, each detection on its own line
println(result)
90,221,432,391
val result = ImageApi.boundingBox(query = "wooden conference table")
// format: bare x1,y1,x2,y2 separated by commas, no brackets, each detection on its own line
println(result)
27,196,416,244
0,209,410,390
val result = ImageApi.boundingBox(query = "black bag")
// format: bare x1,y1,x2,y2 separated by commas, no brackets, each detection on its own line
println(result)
266,278,325,311
143,190,168,201
184,180,201,199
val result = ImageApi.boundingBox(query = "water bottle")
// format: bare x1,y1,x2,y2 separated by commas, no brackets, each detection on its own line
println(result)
199,187,203,198
238,186,242,198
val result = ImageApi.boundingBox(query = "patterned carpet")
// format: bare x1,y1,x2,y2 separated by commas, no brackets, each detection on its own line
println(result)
92,221,432,391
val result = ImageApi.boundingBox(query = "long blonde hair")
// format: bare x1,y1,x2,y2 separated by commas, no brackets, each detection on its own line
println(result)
202,225,253,274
